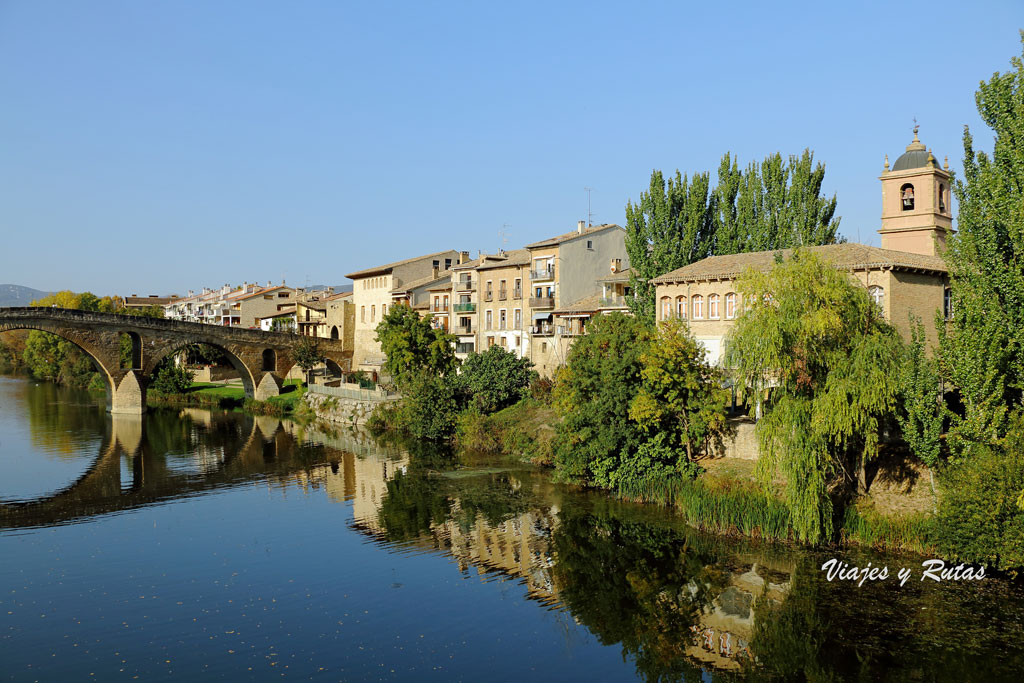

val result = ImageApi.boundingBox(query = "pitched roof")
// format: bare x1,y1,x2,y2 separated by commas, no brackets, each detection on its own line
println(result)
345,250,459,280
324,291,352,302
650,243,947,284
597,267,632,283
475,249,531,271
526,223,623,249
552,293,603,316
391,272,452,294
231,285,293,301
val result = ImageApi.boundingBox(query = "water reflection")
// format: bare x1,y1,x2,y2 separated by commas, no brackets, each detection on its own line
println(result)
3,378,1024,681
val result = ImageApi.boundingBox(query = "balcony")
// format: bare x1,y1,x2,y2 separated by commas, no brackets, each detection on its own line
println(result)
530,296,554,309
455,342,475,354
530,324,554,336
512,288,522,299
456,324,474,335
599,295,626,308
456,281,474,291
431,305,449,314
498,290,507,301
453,302,476,313
530,267,555,281
484,291,493,302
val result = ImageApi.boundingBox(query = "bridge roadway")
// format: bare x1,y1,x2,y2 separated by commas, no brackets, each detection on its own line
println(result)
0,307,351,414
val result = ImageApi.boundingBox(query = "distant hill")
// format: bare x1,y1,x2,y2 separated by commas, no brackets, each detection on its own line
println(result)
0,284,53,307
304,284,353,293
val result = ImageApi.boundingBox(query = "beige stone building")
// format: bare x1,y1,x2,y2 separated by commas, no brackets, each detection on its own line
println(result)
652,130,952,363
525,223,630,377
324,291,354,347
347,250,463,376
476,249,531,357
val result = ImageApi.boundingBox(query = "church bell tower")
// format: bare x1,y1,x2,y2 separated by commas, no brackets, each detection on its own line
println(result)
878,126,952,256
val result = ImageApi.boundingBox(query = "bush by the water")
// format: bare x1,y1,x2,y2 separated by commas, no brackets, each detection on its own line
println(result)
150,362,194,395
455,345,536,414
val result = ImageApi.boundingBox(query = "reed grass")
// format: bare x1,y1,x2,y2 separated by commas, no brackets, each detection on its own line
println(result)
839,505,938,555
618,475,794,542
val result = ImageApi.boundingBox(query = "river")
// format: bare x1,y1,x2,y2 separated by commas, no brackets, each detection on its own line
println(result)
1,376,1022,681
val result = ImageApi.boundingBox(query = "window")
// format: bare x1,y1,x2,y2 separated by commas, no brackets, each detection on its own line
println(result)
361,306,365,322
869,286,884,309
709,294,720,319
434,296,440,310
499,309,507,330
486,310,493,330
586,240,593,249
279,291,289,298
514,278,522,298
433,260,439,269
944,287,953,320
541,342,547,352
443,295,449,308
487,336,495,348
660,297,671,320
371,305,375,322
499,336,507,347
901,183,915,211
445,258,452,270
692,295,704,319
264,294,273,300
676,296,687,319
725,293,737,319
514,309,522,329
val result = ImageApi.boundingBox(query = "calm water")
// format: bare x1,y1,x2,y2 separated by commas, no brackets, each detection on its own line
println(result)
1,376,1023,682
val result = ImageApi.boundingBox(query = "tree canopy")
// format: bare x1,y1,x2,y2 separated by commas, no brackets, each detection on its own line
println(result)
725,250,902,543
375,304,457,389
457,345,536,414
626,150,841,322
939,33,1024,456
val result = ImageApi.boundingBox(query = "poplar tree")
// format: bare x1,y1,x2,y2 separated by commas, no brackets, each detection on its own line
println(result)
939,33,1024,455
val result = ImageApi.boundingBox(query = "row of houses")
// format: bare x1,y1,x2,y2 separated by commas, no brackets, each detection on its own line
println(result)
148,128,952,380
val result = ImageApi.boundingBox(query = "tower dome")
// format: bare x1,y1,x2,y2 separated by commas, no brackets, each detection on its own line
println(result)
891,126,938,171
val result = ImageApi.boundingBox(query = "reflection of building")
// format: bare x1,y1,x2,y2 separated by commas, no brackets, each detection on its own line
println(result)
686,559,793,671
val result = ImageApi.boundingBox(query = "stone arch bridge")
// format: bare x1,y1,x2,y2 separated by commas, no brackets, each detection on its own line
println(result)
0,307,351,414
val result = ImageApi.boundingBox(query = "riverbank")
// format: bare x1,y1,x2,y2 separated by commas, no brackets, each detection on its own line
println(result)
149,380,311,418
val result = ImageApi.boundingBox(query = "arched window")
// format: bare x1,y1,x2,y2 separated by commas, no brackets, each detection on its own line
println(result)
331,326,339,340
692,295,704,319
708,294,720,319
725,293,737,319
868,286,884,309
660,297,671,320
901,183,915,211
676,295,687,319
944,287,953,320
939,183,946,212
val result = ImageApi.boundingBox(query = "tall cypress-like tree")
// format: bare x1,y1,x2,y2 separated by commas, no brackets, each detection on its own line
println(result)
626,151,840,322
939,34,1024,455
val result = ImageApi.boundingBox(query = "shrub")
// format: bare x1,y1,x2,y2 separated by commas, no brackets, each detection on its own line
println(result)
150,361,195,395
456,346,536,414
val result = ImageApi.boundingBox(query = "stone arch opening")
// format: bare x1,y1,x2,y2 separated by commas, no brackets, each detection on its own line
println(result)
148,342,256,399
330,326,339,340
119,331,142,370
261,348,276,372
900,183,915,211
324,358,343,378
0,322,116,409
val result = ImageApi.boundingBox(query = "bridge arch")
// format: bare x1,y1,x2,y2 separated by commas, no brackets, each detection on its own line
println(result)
146,342,257,399
0,321,118,409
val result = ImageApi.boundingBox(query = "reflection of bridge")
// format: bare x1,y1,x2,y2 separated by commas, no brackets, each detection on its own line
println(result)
1,412,314,528
0,307,351,413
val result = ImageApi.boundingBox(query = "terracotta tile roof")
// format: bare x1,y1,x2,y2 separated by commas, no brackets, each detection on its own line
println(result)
526,223,623,249
475,249,531,271
345,250,459,280
552,293,603,316
427,282,454,292
324,291,352,301
650,243,948,284
231,285,294,301
391,273,452,294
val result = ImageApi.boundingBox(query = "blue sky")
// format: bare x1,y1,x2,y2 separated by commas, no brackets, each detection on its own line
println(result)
1,1,1021,295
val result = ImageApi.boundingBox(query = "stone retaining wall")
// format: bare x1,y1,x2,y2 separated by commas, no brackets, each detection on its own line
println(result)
710,417,759,460
303,391,399,426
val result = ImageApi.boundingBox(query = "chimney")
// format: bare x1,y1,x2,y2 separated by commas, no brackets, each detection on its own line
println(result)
610,258,621,273
432,265,439,279
459,250,470,264
577,220,585,233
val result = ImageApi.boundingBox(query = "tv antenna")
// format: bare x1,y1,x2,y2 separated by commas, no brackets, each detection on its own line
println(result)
498,223,511,252
584,187,594,226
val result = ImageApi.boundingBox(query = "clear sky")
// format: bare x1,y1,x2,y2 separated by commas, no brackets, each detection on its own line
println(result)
1,1,1021,295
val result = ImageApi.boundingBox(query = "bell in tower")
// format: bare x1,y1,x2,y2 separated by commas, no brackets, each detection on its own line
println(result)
878,125,953,257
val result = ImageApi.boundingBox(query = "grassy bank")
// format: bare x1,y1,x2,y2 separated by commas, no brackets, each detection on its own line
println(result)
150,380,310,418
455,399,557,465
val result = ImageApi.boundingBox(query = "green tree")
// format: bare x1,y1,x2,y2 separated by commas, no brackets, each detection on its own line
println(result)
149,360,195,395
896,318,944,499
626,151,841,323
293,335,325,386
375,304,457,389
553,312,655,488
725,250,902,543
625,170,715,323
629,318,729,468
457,346,536,414
939,34,1024,456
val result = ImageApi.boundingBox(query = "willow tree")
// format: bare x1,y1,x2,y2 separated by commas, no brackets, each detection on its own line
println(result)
725,250,902,543
939,33,1024,456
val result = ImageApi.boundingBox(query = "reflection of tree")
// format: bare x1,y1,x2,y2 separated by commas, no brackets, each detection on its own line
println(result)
748,554,1024,681
551,506,730,682
24,381,106,458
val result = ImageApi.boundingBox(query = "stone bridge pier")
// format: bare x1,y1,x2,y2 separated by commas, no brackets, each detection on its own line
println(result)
0,308,352,414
